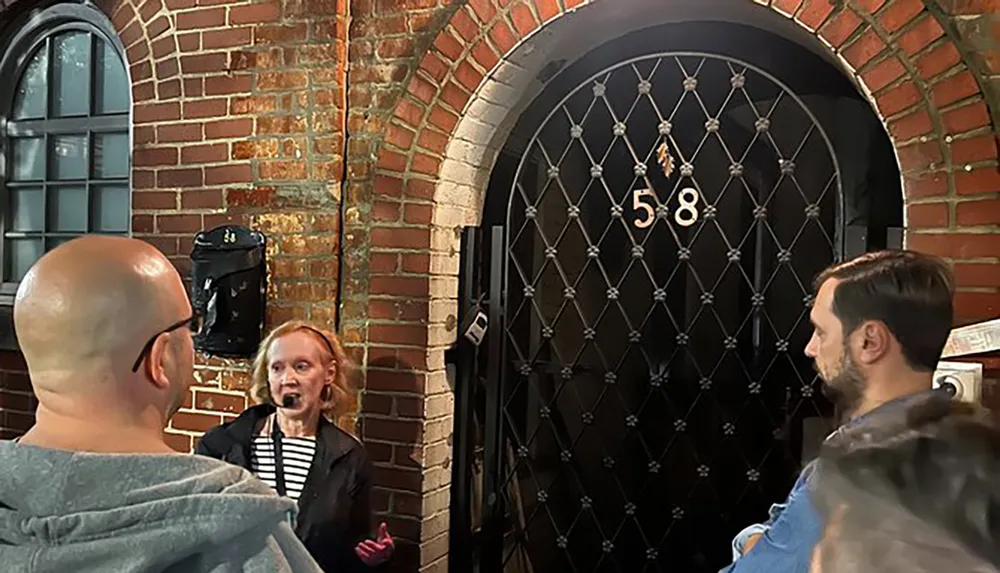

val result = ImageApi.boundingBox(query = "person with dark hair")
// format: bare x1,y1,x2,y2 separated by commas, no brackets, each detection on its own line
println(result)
721,250,956,573
811,392,1000,573
807,249,955,418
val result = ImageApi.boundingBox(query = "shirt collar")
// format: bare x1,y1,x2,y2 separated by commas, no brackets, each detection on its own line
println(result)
824,388,945,441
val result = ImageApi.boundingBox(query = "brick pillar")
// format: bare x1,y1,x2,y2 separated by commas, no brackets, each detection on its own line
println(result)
341,1,460,571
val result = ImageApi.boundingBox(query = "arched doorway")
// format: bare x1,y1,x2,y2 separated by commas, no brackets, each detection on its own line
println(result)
454,19,902,573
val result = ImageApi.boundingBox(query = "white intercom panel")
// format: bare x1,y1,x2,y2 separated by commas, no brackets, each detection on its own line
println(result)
932,361,983,404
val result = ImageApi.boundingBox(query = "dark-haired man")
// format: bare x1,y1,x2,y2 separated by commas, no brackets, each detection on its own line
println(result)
811,393,1000,572
721,250,955,573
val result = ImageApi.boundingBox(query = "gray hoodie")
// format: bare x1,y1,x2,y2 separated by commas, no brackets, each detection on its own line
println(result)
0,441,324,572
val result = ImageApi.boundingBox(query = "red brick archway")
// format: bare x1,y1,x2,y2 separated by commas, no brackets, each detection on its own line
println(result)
372,0,998,336
104,0,187,260
368,0,998,566
110,0,183,108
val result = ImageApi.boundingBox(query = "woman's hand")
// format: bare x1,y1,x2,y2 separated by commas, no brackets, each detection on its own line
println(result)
355,522,394,567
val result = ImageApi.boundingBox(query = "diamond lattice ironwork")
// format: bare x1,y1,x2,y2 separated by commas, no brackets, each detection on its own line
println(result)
496,52,840,573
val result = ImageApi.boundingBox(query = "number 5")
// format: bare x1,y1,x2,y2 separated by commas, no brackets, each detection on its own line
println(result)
633,189,656,229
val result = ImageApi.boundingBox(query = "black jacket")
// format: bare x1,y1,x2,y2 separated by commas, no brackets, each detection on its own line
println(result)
195,404,375,573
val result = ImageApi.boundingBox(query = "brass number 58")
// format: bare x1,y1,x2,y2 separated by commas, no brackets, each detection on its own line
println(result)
632,189,656,229
632,187,701,228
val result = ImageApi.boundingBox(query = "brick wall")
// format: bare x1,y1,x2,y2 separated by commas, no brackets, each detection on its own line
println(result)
0,351,32,439
0,0,998,571
0,0,351,437
924,0,1000,317
916,0,1000,323
356,0,1000,569
934,0,1000,125
112,0,352,450
339,1,462,570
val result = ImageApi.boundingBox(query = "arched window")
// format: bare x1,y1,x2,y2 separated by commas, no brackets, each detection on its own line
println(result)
0,3,130,297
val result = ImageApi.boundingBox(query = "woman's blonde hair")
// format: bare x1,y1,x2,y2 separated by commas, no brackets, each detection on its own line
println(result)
250,320,353,421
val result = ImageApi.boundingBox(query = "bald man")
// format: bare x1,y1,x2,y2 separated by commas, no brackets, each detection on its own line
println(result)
0,236,323,573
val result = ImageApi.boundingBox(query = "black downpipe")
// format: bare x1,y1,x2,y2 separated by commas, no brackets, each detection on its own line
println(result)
448,227,479,573
334,5,351,335
481,226,506,573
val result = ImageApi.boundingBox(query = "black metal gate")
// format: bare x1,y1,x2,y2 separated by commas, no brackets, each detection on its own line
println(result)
449,52,854,573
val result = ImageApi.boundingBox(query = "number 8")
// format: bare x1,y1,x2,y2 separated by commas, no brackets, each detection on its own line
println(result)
674,187,700,227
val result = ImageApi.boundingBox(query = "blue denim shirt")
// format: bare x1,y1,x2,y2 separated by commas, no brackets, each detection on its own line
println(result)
718,461,820,573
719,389,946,573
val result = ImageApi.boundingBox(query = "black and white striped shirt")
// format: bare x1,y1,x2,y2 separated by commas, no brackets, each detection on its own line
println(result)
250,435,316,501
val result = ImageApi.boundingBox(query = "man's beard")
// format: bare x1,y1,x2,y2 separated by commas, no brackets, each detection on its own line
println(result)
820,347,866,420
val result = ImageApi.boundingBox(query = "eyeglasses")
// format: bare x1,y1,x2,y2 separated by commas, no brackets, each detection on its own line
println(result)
131,312,204,372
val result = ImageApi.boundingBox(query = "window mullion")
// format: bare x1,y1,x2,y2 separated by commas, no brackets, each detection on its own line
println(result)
6,115,129,137
86,132,93,233
39,36,52,265
44,37,53,121
87,34,95,239
42,132,50,247
1,126,6,282
88,33,96,118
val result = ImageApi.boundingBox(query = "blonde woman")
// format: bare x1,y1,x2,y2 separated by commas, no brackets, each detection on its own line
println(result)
196,320,394,572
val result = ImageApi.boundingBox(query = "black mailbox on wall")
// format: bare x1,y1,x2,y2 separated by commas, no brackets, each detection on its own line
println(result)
190,225,267,359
